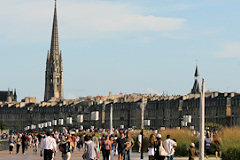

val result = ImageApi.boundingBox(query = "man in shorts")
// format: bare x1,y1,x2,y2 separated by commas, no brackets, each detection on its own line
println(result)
116,132,127,160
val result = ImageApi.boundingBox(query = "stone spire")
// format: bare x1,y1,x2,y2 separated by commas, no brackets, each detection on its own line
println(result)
44,0,63,101
191,65,200,94
194,65,199,77
50,0,59,59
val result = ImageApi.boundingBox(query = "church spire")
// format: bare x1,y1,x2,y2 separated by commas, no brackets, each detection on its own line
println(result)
191,65,200,94
50,0,59,59
44,0,63,102
194,65,199,77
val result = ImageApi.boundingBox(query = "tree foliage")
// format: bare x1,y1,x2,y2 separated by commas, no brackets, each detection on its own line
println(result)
205,123,223,130
0,121,8,131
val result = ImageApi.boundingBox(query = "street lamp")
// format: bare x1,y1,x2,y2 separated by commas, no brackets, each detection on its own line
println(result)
140,98,147,159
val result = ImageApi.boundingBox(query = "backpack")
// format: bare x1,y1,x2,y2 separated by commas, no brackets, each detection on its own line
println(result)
60,142,69,153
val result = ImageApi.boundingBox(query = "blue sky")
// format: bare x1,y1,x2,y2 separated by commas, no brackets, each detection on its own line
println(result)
1,0,240,101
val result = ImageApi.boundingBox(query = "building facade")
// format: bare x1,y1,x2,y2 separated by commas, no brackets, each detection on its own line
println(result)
0,91,239,132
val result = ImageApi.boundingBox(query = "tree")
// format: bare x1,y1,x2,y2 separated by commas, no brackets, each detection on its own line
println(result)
0,121,9,131
205,123,223,130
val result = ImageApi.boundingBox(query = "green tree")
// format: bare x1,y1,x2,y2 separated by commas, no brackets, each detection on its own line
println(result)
0,121,9,131
15,123,21,132
206,123,223,130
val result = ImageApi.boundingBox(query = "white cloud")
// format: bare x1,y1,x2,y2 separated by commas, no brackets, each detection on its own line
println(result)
0,0,186,43
214,42,240,58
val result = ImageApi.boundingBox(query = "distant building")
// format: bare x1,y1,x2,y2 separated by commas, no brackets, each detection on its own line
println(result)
0,89,17,103
21,97,37,103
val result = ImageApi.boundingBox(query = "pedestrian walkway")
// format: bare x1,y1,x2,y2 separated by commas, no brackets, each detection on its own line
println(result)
0,148,220,160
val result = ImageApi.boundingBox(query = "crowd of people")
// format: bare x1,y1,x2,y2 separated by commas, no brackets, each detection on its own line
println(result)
147,134,177,160
1,128,222,160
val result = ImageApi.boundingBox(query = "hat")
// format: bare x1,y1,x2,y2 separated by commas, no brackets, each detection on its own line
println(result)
156,134,162,139
190,143,195,147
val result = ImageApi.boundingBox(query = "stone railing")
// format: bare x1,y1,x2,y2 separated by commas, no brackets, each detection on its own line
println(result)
0,140,8,151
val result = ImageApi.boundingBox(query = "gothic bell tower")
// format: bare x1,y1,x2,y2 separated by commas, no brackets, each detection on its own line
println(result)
191,65,200,94
44,0,63,101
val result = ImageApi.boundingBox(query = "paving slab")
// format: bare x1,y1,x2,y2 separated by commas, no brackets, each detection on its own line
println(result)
0,147,220,160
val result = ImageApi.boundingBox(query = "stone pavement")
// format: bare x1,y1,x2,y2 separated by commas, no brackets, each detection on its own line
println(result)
0,147,219,160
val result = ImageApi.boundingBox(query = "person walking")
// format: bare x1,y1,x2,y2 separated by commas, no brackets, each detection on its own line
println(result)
92,134,99,153
205,134,211,159
59,136,71,160
110,136,115,160
148,134,155,160
33,135,39,152
82,135,99,160
125,132,134,160
187,143,198,160
40,132,57,160
214,136,222,160
100,135,111,160
9,135,14,154
163,135,177,160
16,134,21,154
28,134,33,149
154,134,166,160
25,134,30,151
21,134,27,154
115,132,127,160
100,134,106,160
137,132,142,153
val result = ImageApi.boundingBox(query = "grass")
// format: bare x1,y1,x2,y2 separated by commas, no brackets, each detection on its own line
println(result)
130,129,198,156
76,127,240,159
218,127,240,160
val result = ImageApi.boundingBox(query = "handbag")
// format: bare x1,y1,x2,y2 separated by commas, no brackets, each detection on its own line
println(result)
159,141,168,156
148,148,154,156
10,143,14,147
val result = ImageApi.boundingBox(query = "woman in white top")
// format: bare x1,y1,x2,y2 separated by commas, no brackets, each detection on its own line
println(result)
148,134,155,160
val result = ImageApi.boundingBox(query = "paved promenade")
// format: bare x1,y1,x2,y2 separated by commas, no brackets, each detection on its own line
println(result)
0,147,219,160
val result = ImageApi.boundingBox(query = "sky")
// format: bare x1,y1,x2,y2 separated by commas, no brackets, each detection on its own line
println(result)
1,0,240,102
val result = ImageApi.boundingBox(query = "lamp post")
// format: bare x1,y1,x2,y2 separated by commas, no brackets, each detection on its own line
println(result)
199,78,205,160
140,98,147,159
